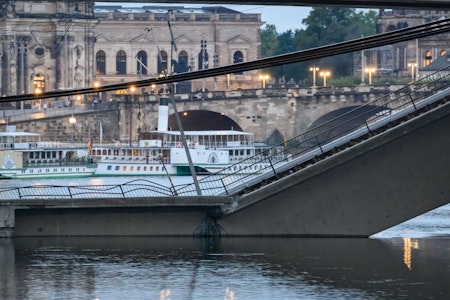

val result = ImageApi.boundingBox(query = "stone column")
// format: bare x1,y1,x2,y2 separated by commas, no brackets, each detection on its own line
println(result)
0,207,15,238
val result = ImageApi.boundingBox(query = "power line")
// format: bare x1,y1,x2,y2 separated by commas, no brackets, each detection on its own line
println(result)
2,17,450,103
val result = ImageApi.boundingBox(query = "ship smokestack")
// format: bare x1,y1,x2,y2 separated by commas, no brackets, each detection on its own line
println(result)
158,95,169,132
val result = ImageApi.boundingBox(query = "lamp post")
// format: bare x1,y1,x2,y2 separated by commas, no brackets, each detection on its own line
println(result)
93,80,101,106
259,74,269,89
319,71,331,87
309,66,319,87
128,85,138,146
34,88,42,110
69,115,77,142
365,67,376,85
408,62,417,80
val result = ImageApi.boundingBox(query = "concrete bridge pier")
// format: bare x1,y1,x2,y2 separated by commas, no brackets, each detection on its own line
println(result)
0,207,15,238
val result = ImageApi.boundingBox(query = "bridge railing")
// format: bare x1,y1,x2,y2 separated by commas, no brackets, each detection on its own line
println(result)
174,66,450,196
1,67,450,200
0,179,174,200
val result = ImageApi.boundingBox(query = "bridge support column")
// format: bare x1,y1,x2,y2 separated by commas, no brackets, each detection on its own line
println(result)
0,207,15,238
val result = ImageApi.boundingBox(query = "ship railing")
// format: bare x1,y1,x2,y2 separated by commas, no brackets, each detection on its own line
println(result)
173,66,450,197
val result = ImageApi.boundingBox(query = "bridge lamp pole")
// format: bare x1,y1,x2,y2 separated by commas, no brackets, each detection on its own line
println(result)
319,71,331,87
69,115,77,143
365,67,376,85
34,88,42,110
259,74,269,89
309,66,319,87
408,62,417,80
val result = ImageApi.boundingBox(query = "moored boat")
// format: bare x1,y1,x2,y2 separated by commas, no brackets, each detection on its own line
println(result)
91,95,280,177
0,130,96,179
91,130,274,176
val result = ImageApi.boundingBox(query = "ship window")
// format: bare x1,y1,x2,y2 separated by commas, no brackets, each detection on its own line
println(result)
115,166,120,170
150,166,153,171
61,168,65,172
156,166,159,171
144,166,147,171
107,166,112,170
123,166,127,171
130,166,134,171
54,169,57,172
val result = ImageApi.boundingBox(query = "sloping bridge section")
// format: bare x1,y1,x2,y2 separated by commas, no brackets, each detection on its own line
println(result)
1,68,449,237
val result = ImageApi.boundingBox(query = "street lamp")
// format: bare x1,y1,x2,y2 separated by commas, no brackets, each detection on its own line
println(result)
365,66,377,85
319,71,331,87
259,74,269,89
128,85,138,146
408,62,417,80
34,88,42,110
309,66,319,87
69,115,77,142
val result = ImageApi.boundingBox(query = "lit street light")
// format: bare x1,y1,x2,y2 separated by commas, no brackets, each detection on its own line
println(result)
319,71,331,87
69,115,77,142
365,66,377,85
408,62,417,80
259,74,269,89
309,66,319,87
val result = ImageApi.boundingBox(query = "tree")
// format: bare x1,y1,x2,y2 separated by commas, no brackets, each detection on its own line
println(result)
261,24,279,58
260,7,377,83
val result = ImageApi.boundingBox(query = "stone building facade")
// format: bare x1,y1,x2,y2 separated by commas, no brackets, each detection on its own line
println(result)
376,9,450,78
0,1,262,107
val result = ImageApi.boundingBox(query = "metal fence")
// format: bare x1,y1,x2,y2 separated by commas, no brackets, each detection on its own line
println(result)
1,67,450,200
174,66,450,196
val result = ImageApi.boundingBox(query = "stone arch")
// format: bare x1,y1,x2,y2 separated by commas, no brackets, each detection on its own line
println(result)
266,128,285,146
308,105,388,143
168,110,242,131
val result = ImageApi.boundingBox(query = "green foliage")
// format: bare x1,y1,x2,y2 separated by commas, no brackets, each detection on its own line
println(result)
260,7,378,84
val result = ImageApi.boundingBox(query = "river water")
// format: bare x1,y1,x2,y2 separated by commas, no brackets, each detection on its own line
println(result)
1,177,449,299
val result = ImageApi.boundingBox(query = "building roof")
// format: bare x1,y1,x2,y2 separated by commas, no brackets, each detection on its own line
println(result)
94,5,241,14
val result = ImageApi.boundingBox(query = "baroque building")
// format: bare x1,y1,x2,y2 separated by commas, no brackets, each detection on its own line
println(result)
375,8,450,78
0,1,262,106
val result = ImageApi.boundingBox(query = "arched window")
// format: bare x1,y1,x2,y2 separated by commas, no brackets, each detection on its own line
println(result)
233,51,244,64
116,50,127,75
424,50,432,66
233,51,244,74
136,50,148,75
158,50,168,74
176,51,189,73
96,50,106,75
33,73,45,93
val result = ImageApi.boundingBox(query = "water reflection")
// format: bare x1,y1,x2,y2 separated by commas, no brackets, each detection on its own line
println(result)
1,236,448,299
403,238,419,270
